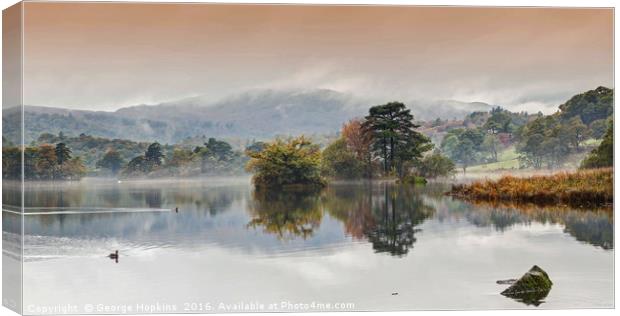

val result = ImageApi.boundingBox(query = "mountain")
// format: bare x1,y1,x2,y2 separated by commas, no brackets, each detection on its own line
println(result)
408,99,493,121
115,89,366,140
3,106,137,145
3,88,494,144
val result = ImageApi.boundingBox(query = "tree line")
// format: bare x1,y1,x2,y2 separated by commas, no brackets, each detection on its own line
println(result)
2,136,248,180
516,87,613,169
4,87,610,182
112,137,246,177
3,143,86,180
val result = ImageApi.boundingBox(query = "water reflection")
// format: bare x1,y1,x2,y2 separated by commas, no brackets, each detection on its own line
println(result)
245,183,435,256
324,183,434,256
1,179,613,258
502,289,550,307
323,183,376,239
130,189,162,208
563,211,613,249
248,190,323,239
3,179,613,310
366,184,434,256
427,193,614,250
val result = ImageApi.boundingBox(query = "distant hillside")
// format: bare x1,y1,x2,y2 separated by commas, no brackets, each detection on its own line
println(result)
436,86,614,172
409,99,493,121
35,133,155,169
559,86,613,124
116,89,366,141
3,106,136,146
3,88,497,144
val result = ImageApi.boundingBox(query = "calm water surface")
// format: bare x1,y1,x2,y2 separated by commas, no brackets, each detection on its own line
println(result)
2,177,614,313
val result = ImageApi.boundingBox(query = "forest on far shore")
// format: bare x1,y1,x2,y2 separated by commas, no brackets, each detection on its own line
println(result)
1,86,613,183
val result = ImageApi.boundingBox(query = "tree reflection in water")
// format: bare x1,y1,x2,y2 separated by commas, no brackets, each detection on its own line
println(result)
322,183,376,240
247,189,323,240
430,194,614,250
363,183,434,256
249,182,435,256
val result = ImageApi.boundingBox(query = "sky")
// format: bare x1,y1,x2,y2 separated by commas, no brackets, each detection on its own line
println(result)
21,2,613,113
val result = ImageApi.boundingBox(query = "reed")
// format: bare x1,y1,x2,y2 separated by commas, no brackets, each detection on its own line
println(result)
450,168,613,208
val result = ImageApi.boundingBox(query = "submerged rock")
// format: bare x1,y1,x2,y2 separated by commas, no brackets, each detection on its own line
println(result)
496,279,517,285
500,265,552,306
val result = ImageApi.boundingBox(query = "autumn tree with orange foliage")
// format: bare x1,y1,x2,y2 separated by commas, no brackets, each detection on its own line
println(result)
341,119,374,177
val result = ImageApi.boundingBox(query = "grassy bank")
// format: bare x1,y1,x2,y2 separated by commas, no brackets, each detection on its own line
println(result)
449,168,613,207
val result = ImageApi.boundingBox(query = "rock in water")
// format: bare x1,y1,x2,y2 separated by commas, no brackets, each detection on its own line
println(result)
500,265,552,306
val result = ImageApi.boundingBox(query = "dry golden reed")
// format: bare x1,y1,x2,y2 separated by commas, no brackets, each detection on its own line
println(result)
450,168,613,208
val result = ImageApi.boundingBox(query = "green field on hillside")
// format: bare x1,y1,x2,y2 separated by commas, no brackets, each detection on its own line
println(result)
467,146,520,172
465,138,602,173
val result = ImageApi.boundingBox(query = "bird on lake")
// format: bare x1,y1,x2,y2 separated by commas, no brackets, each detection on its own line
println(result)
175,207,179,213
108,250,119,263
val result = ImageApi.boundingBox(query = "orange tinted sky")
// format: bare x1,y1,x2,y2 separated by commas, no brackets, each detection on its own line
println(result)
22,2,613,111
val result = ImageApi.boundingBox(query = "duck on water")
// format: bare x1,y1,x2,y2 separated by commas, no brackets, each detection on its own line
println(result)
108,250,119,263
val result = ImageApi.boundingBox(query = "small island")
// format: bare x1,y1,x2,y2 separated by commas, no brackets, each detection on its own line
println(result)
244,102,452,190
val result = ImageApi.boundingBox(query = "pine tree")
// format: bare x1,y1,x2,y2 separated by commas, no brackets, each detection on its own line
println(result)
55,142,72,165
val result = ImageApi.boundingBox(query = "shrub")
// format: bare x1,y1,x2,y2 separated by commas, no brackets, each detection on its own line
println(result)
246,136,326,189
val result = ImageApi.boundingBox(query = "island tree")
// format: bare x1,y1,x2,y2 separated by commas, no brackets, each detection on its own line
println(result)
245,136,325,189
322,119,374,179
415,150,456,179
362,102,432,177
341,119,374,177
321,137,363,179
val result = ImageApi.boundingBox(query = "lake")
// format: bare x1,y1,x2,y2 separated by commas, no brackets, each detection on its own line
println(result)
2,177,614,313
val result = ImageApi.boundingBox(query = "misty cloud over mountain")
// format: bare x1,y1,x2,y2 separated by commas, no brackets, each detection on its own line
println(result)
4,89,494,144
